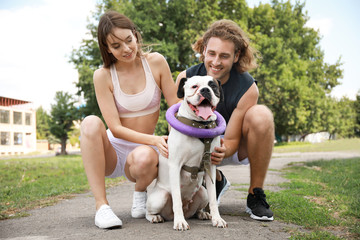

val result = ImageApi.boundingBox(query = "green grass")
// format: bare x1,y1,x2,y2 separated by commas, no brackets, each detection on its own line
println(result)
289,231,344,240
274,138,360,153
267,157,360,239
0,155,124,220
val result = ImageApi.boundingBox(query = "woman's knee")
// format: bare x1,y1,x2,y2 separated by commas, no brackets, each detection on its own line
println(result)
130,147,159,170
80,115,105,138
127,147,158,182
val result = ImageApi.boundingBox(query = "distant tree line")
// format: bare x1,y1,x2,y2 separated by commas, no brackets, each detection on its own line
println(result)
36,92,79,155
38,0,359,145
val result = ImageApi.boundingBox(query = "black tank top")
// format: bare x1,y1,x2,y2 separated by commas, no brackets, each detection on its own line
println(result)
186,63,254,123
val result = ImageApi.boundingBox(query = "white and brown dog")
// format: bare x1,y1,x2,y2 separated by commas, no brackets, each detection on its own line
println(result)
146,75,227,230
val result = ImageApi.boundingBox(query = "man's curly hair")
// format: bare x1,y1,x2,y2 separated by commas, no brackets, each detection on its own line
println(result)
192,19,260,73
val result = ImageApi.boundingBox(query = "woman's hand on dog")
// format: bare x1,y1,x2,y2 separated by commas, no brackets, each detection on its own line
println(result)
156,135,169,158
211,138,226,165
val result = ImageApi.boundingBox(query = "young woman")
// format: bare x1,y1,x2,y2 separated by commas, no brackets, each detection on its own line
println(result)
80,10,179,229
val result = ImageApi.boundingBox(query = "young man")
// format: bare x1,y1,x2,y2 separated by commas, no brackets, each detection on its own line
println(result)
176,19,275,221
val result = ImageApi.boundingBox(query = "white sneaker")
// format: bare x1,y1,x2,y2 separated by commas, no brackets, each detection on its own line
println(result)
131,191,147,218
95,204,122,229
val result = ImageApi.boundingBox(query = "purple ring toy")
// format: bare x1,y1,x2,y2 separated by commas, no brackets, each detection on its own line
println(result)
166,103,226,138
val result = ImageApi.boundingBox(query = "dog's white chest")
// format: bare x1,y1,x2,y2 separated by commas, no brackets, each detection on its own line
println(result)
180,170,204,199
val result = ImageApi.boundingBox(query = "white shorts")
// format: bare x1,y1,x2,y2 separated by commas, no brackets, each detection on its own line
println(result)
218,135,249,166
219,154,249,166
106,129,158,179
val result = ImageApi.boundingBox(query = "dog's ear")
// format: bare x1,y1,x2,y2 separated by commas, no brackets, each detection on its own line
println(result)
177,78,187,98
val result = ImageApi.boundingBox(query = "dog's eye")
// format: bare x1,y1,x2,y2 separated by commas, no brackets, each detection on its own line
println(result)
191,85,198,89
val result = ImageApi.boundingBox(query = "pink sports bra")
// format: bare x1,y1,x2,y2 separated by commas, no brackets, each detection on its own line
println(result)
110,57,161,118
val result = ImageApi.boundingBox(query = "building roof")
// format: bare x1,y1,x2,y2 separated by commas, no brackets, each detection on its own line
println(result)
0,96,31,107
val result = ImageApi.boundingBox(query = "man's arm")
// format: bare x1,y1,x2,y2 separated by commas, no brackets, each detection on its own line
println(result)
222,82,259,157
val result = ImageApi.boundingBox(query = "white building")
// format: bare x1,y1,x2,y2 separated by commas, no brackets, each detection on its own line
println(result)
0,96,36,156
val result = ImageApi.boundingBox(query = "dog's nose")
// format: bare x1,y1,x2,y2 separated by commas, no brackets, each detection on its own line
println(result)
200,88,212,100
200,88,210,94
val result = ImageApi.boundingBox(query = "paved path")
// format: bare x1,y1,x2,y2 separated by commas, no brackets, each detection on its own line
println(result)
1,151,359,240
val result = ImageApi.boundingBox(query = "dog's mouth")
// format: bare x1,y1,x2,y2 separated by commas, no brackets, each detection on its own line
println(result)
187,99,216,121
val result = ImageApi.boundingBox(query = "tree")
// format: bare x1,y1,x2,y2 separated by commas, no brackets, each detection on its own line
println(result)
354,91,360,137
70,30,102,118
49,91,78,155
321,97,341,139
70,0,345,139
36,106,50,140
336,97,357,138
248,0,343,140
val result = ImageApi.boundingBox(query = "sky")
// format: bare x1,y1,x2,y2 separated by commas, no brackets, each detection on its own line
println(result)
0,0,98,110
0,0,359,111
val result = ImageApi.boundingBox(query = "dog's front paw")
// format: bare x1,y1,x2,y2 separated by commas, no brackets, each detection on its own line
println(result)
173,217,190,231
196,210,211,220
212,217,228,228
146,213,164,223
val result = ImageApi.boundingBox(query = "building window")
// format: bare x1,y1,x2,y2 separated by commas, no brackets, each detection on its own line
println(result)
25,113,32,125
1,132,10,145
14,112,22,125
0,110,10,124
14,132,23,145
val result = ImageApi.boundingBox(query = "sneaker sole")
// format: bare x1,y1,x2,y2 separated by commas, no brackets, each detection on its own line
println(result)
217,180,231,205
95,222,122,229
245,206,274,221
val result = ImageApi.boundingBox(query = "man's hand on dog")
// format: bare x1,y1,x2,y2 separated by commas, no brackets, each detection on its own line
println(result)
211,138,225,165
